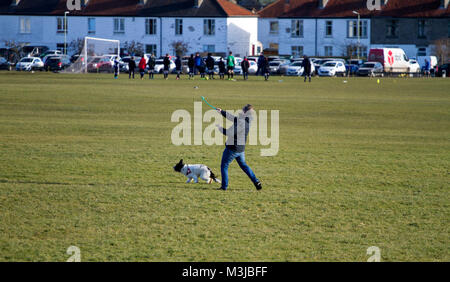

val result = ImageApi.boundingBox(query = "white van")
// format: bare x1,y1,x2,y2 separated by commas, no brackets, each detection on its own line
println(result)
416,56,438,70
368,48,410,73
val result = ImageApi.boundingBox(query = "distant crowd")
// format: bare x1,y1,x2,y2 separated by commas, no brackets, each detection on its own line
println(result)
113,52,314,82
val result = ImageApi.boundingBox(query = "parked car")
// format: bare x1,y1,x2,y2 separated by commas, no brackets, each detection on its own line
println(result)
45,56,71,72
347,59,365,66
96,56,116,72
356,62,384,77
22,46,49,57
278,61,292,75
97,54,121,72
408,59,421,74
313,59,335,71
70,54,81,63
0,57,13,71
267,56,280,62
416,56,438,71
286,61,304,76
268,61,283,74
154,59,175,73
15,57,44,71
119,56,141,73
87,57,102,72
41,50,62,62
286,60,316,76
317,61,346,77
368,48,410,73
436,63,450,77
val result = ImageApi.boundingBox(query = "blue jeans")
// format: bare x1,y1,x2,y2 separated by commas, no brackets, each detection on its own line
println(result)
221,147,258,189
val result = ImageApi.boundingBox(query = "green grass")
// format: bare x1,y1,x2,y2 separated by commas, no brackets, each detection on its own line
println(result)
0,72,448,261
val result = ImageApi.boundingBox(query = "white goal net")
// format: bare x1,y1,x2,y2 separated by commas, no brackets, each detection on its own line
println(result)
63,37,120,73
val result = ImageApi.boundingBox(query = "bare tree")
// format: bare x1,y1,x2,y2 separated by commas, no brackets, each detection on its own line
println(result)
432,38,449,65
171,41,189,57
340,41,367,59
69,38,84,55
3,40,26,63
123,41,144,57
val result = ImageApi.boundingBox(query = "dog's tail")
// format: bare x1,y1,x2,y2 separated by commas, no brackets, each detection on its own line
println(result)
207,167,221,183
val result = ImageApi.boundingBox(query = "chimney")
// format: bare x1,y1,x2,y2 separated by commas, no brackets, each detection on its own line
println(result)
318,0,329,9
194,0,204,8
10,0,21,6
441,0,449,9
284,0,290,13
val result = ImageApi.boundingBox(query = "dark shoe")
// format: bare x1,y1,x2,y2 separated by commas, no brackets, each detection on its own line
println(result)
217,187,227,191
254,181,262,190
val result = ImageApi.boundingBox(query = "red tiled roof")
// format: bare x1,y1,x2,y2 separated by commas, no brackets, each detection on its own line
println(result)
0,0,256,16
258,0,450,18
52,0,139,16
216,0,254,16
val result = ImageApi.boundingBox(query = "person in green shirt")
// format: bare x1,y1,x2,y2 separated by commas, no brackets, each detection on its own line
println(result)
226,51,235,80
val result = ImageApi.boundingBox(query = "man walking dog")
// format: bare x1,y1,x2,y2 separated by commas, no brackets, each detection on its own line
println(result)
216,104,262,191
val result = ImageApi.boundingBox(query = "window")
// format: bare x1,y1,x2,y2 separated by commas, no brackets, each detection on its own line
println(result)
203,45,215,53
88,18,96,34
348,20,368,38
417,47,427,57
204,19,215,35
324,46,333,56
57,17,67,33
175,19,183,35
418,20,426,38
325,20,332,37
19,17,30,34
146,44,157,55
145,18,157,35
352,46,368,58
291,20,303,37
56,43,66,54
269,21,278,35
114,18,125,34
291,46,303,57
360,46,368,58
386,20,398,38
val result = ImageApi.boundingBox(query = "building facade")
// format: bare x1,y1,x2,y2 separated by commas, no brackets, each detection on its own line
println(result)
258,0,449,58
0,0,259,57
0,0,449,59
370,0,450,58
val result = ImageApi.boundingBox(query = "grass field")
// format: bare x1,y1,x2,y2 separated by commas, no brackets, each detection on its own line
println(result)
0,72,448,262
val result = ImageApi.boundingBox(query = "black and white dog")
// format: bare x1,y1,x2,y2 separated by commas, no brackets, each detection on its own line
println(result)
173,159,221,184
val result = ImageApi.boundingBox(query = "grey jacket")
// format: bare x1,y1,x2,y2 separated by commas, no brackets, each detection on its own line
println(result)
218,110,253,152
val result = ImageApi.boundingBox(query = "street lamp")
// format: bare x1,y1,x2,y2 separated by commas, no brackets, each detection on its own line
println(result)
64,11,69,55
352,10,360,60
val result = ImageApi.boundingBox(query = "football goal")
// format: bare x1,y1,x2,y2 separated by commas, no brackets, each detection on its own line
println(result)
64,37,120,73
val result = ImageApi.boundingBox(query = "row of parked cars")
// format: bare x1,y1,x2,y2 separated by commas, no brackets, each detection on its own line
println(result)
1,46,449,77
266,57,401,77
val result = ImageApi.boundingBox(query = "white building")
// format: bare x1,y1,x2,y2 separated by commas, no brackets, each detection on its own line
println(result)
0,0,259,57
258,0,371,58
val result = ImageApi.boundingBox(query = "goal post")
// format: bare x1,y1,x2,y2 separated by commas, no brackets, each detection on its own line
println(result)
64,36,120,73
